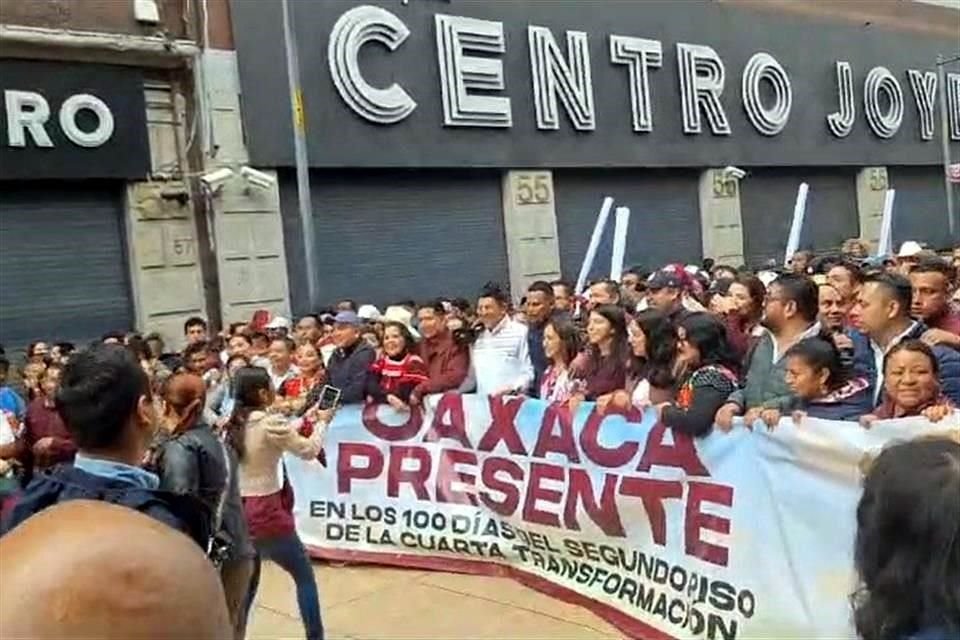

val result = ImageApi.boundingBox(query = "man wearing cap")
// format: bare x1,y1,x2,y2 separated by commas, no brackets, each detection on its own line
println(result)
326,311,376,404
358,305,382,324
646,269,688,321
264,315,291,340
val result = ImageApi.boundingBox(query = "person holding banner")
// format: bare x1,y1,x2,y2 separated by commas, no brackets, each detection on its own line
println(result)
596,309,676,413
539,318,582,403
365,322,429,410
757,334,872,426
863,341,955,423
570,305,630,400
230,367,325,640
852,436,960,640
468,282,533,397
657,313,740,438
410,300,469,404
716,274,821,429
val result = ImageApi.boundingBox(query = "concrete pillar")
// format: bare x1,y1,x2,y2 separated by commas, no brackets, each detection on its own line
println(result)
699,169,745,267
204,49,291,323
856,166,889,248
501,170,562,300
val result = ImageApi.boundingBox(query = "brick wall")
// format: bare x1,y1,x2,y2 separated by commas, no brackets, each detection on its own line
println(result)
0,0,191,38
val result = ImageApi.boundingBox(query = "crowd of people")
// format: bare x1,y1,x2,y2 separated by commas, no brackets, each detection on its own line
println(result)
0,238,958,640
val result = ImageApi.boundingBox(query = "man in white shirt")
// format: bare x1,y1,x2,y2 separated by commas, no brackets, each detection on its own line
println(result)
469,283,533,397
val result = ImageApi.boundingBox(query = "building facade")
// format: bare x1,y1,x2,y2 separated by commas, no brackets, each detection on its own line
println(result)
0,0,290,350
1,0,959,348
230,0,960,315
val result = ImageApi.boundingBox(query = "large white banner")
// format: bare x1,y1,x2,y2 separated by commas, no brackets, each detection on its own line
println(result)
286,394,958,639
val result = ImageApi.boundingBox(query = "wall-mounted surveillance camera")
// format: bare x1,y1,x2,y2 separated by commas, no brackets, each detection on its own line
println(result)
240,166,277,191
200,167,235,191
722,165,747,180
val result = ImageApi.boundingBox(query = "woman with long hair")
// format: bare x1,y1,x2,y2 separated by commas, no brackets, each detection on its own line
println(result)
596,309,676,414
654,313,740,438
853,436,960,640
230,367,324,640
365,321,428,411
571,304,631,400
151,372,254,640
540,318,582,403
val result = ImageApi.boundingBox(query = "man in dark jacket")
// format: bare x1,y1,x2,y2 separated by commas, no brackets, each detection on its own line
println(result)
326,310,376,404
853,273,960,406
1,345,208,548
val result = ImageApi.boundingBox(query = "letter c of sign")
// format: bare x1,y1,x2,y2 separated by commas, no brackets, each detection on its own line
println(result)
328,5,417,124
60,93,115,147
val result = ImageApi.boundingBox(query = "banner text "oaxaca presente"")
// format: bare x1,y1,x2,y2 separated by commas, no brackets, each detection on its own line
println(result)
337,394,734,567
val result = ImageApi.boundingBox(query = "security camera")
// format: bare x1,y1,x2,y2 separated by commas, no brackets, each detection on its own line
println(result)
722,165,747,180
200,167,234,191
240,166,277,190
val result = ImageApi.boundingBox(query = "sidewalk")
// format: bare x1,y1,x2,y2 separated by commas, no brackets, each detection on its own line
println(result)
248,561,621,639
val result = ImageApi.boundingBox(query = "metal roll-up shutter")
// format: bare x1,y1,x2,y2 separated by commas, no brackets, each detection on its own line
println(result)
740,168,858,268
0,183,134,348
888,166,953,250
553,170,702,281
284,170,509,310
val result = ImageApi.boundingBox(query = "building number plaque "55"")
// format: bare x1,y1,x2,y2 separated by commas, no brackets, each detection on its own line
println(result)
514,173,552,206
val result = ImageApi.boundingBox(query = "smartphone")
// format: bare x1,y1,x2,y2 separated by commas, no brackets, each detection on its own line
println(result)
317,385,342,411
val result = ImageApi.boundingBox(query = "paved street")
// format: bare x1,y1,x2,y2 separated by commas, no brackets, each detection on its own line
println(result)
248,561,620,639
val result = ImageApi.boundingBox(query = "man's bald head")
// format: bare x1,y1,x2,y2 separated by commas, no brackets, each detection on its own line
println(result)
0,500,230,639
